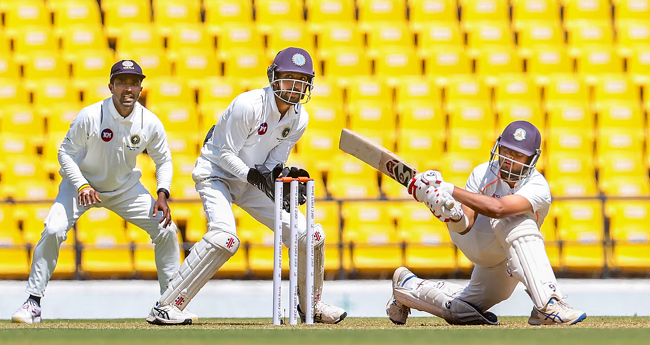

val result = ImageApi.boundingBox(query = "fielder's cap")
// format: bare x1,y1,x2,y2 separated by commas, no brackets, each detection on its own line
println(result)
499,120,541,157
110,60,146,81
272,47,315,78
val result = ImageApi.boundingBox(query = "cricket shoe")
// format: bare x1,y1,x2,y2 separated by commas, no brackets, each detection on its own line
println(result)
528,298,587,325
146,302,192,325
12,299,42,324
298,301,347,324
386,267,416,325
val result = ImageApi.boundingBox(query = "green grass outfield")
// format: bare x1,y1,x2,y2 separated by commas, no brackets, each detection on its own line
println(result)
1,317,649,345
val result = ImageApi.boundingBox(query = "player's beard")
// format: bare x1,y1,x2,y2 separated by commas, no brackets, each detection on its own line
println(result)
499,159,526,181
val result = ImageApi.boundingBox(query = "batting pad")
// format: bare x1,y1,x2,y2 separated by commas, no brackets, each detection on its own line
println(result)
298,224,325,309
394,281,498,325
159,230,240,310
504,219,562,309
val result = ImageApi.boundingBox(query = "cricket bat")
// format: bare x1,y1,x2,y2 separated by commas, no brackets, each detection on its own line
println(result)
338,128,454,208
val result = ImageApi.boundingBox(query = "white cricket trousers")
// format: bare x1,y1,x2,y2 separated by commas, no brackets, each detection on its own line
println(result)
26,179,180,297
195,177,307,247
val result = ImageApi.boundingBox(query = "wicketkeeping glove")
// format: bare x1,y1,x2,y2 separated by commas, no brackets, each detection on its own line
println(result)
247,164,311,212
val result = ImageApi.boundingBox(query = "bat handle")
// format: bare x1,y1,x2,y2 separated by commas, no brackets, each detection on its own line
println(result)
444,199,455,210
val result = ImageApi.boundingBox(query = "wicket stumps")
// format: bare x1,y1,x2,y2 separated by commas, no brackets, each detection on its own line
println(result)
273,177,315,325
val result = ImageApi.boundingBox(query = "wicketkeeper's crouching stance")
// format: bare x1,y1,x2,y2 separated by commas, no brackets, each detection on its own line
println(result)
145,47,346,325
386,121,587,326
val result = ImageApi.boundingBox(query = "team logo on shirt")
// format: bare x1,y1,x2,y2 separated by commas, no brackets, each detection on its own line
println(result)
101,128,113,142
281,127,290,138
258,123,268,135
130,134,141,146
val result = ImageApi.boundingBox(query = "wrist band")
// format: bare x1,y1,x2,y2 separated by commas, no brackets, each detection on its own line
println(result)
78,184,90,193
157,188,170,199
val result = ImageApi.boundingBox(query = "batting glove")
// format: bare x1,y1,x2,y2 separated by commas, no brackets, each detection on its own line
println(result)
424,189,464,223
407,170,455,202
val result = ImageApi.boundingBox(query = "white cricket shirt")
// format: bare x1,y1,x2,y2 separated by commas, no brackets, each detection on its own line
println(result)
194,86,309,182
58,98,173,196
464,161,552,227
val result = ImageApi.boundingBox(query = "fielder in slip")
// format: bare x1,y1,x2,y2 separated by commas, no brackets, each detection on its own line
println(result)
146,47,347,325
12,60,182,324
387,121,587,326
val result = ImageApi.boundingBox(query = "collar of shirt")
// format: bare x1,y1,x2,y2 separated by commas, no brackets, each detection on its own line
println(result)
107,97,137,124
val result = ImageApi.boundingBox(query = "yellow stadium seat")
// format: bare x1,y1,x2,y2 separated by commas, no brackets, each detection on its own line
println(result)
198,77,243,105
0,104,44,136
396,129,446,165
575,47,623,84
51,0,103,32
326,153,382,199
70,50,115,89
527,49,573,85
145,77,194,104
599,150,646,177
567,21,614,57
80,78,112,105
126,221,183,277
0,54,19,80
446,76,491,107
616,21,650,57
116,48,172,80
255,0,305,34
396,77,442,106
147,102,199,136
417,23,464,57
115,24,165,53
597,128,644,157
545,127,594,156
357,0,407,31
424,48,473,86
238,210,276,275
396,203,457,273
342,202,402,274
216,25,265,58
631,48,650,86
204,0,253,35
564,0,611,28
266,23,315,60
33,80,80,114
366,23,414,56
320,48,372,82
104,1,151,39
347,78,392,103
12,26,58,64
465,22,514,58
597,101,643,130
77,208,133,277
0,205,30,278
153,0,201,38
165,131,200,158
0,32,10,55
60,26,109,62
548,177,599,197
494,76,541,108
461,0,510,28
3,1,50,38
615,0,650,23
316,23,364,57
398,102,445,133
221,50,269,83
593,76,639,110
170,155,201,200
496,102,545,130
0,78,29,107
199,103,230,133
303,101,346,132
447,127,495,155
540,203,561,268
22,53,69,91
545,76,590,107
555,200,605,271
348,101,396,132
374,50,422,85
0,155,48,194
295,130,341,165
306,0,356,31
517,23,565,58
0,134,38,158
169,202,206,243
606,200,650,270
512,0,561,31
545,151,596,181
167,24,215,61
410,0,458,32
475,48,523,86
448,104,496,139
174,49,220,88
546,102,594,130
600,176,650,196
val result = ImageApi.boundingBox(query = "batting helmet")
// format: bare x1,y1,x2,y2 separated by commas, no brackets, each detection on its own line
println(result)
489,121,542,183
267,47,315,105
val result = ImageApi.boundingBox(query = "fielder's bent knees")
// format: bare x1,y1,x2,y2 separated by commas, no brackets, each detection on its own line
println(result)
151,222,178,243
43,219,69,238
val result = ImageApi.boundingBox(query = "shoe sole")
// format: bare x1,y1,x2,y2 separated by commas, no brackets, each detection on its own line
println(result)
146,317,192,326
11,316,42,324
385,296,407,325
334,312,347,324
528,313,587,326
